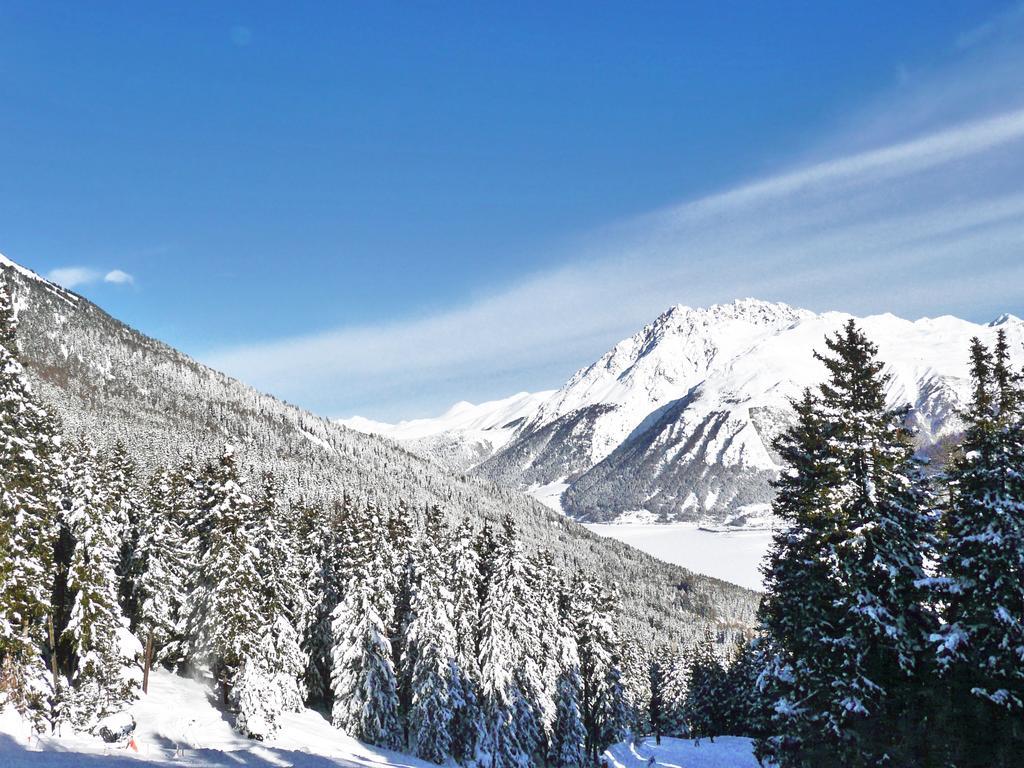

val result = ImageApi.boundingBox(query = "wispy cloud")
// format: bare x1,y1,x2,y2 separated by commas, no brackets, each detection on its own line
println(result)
205,8,1024,422
46,267,101,289
104,269,134,285
47,266,134,289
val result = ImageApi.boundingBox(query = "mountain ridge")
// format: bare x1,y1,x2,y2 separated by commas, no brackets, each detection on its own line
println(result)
344,298,1024,526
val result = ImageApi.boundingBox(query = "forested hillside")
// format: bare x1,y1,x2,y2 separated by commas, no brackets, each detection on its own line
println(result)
0,255,757,646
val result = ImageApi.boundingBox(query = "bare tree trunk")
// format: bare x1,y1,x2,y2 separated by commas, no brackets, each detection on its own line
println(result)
142,630,153,694
47,616,59,691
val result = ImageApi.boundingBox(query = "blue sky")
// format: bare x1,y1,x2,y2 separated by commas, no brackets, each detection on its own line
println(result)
2,2,1024,420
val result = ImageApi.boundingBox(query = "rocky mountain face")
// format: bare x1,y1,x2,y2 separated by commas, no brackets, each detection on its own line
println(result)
0,253,757,642
346,298,1024,527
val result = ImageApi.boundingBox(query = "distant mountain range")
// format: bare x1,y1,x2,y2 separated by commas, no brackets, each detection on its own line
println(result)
342,298,1024,527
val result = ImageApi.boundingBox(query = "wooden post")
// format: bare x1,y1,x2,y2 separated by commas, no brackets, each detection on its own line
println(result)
142,630,153,694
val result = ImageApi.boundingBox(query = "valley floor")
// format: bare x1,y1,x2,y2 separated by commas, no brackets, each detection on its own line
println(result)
1,670,758,768
583,522,774,591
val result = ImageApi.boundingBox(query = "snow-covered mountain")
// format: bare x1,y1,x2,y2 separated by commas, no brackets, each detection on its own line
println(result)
345,298,1024,527
340,390,553,472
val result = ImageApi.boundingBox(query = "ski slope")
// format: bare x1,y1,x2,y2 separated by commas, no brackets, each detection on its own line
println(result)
1,670,759,768
0,669,436,767
604,736,759,768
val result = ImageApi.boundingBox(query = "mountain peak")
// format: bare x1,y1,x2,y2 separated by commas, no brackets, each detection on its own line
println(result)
989,312,1023,327
655,298,812,329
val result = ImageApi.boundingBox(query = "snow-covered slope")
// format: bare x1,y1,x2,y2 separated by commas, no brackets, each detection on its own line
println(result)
353,299,1024,527
340,391,553,472
0,669,445,767
1,676,756,768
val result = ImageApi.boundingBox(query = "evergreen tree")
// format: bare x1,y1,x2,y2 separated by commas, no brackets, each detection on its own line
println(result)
0,279,60,728
934,332,1024,765
62,436,137,729
648,645,669,745
406,506,457,763
721,637,767,738
577,576,627,761
134,467,189,663
99,441,144,628
447,518,482,763
184,445,262,706
478,515,531,768
549,581,586,767
682,630,725,742
301,496,348,706
757,321,936,767
330,504,402,750
388,500,417,737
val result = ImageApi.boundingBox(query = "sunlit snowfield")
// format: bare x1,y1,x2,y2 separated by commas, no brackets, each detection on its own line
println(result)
585,523,774,591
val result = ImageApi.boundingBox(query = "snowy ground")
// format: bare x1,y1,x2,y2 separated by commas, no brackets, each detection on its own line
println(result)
604,735,759,768
584,522,774,591
1,670,760,767
0,669,436,767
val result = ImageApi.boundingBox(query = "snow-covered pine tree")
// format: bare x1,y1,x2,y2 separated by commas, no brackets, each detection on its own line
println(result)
229,472,306,738
647,645,669,744
473,521,497,657
183,445,262,707
477,514,532,768
758,321,936,767
576,575,627,761
0,278,61,728
446,517,482,763
934,332,1024,764
619,637,652,737
98,441,145,629
302,495,349,706
405,505,458,763
388,499,417,735
658,644,688,738
329,503,402,750
721,636,767,739
521,549,561,761
134,467,189,666
682,629,725,742
549,579,586,767
62,435,137,729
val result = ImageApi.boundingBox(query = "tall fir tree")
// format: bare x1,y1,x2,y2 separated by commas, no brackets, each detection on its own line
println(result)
0,278,61,728
477,515,532,768
134,467,189,662
406,506,458,763
329,504,402,750
62,436,137,729
184,445,262,706
549,581,586,767
933,332,1024,765
681,629,725,742
758,321,936,767
577,576,627,761
301,496,348,706
446,518,482,763
98,441,144,629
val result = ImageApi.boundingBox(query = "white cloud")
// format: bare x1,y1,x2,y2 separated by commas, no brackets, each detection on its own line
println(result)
46,267,101,289
46,266,135,289
204,9,1024,422
104,269,134,285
